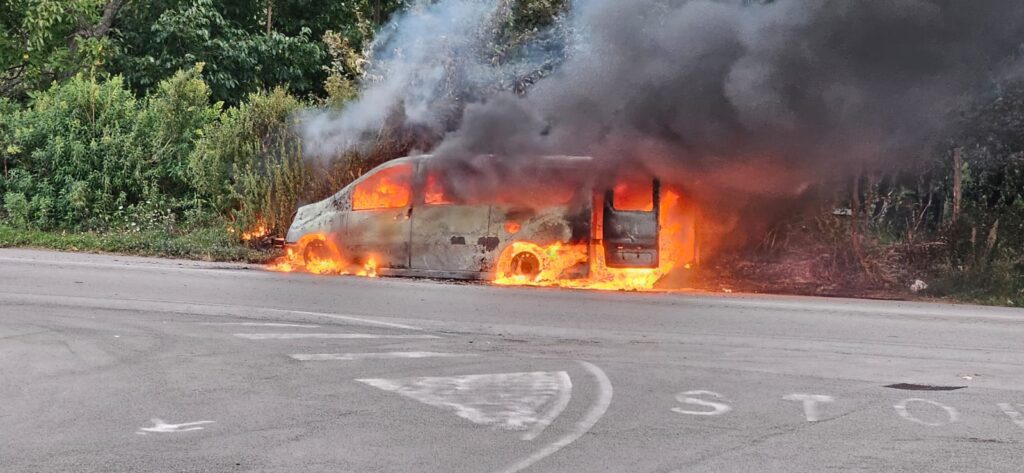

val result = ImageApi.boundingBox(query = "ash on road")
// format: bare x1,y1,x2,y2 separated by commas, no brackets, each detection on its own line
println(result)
1,249,1022,473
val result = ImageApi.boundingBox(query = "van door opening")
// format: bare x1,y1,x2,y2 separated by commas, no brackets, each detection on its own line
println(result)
603,179,660,268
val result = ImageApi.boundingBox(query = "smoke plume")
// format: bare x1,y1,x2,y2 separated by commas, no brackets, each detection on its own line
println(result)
301,0,565,158
303,0,1024,244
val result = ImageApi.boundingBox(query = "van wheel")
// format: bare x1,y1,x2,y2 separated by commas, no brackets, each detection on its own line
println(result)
509,251,541,280
302,239,329,265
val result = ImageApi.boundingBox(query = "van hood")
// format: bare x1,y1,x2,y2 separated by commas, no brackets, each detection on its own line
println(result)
285,198,334,244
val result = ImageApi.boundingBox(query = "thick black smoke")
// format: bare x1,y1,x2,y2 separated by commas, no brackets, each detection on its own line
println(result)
303,0,1024,247
434,0,1024,216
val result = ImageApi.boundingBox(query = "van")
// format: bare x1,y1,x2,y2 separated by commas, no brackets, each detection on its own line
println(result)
283,154,697,287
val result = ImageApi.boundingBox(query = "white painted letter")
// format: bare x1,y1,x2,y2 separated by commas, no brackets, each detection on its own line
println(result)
783,394,834,422
997,403,1024,430
672,390,732,416
894,398,959,426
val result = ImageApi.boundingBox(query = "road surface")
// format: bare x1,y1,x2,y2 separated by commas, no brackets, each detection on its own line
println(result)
1,248,1022,472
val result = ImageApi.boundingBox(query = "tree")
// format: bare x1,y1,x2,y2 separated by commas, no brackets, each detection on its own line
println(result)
0,0,126,99
108,0,406,104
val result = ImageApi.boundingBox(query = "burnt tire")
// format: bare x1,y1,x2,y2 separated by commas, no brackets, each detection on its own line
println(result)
302,239,330,265
509,251,542,280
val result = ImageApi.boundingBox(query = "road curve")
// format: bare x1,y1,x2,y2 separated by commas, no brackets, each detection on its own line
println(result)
1,248,1022,473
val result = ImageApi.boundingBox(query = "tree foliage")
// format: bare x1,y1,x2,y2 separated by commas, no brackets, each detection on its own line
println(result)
109,0,406,104
0,0,115,99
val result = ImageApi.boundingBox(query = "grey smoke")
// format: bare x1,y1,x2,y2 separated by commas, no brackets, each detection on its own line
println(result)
437,0,1024,185
303,0,1024,220
300,0,567,159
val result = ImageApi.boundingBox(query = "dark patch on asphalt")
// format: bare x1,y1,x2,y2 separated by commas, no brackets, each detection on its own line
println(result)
884,383,966,391
959,437,1014,444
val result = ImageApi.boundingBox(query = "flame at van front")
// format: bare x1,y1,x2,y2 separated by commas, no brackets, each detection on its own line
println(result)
268,233,378,277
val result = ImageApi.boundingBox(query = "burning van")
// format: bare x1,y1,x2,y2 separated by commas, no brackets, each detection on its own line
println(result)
274,154,698,290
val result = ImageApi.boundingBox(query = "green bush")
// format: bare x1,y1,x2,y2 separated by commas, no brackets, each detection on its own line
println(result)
2,191,30,227
189,87,313,235
134,65,222,199
3,74,143,229
0,69,231,231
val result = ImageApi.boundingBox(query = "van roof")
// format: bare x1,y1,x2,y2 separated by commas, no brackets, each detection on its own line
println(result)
404,154,594,164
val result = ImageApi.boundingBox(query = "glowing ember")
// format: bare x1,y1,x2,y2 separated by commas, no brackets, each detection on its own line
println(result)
268,233,378,278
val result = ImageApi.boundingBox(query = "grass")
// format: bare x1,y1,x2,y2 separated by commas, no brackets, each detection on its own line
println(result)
0,225,280,264
927,266,1024,308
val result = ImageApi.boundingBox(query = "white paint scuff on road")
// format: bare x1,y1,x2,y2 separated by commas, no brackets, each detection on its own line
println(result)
997,403,1024,430
357,371,571,435
290,352,472,361
286,310,423,331
199,322,321,328
783,394,835,422
894,398,959,426
492,361,613,473
136,418,214,435
235,333,439,340
672,390,733,416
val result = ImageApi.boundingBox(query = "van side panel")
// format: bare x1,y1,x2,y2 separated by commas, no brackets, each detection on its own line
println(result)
409,204,492,272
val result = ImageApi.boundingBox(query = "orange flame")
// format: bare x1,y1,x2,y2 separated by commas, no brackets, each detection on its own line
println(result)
268,233,378,278
239,222,270,242
612,180,654,212
353,164,412,210
425,173,453,205
493,187,694,291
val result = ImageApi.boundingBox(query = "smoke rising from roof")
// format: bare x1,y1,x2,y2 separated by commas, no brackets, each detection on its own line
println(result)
440,0,1023,176
302,0,1024,233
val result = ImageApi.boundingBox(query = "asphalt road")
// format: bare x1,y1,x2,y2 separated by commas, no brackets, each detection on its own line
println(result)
1,248,1022,473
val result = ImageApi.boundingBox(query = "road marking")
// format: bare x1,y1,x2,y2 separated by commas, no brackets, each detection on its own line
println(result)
290,352,472,361
997,403,1024,430
357,371,571,437
286,310,422,331
136,418,214,435
523,372,572,441
783,394,835,422
672,390,732,416
0,293,424,331
234,333,439,340
492,361,613,473
894,398,959,426
200,322,321,328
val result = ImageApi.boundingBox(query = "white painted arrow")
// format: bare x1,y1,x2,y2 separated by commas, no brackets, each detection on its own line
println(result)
358,371,572,440
137,418,215,434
